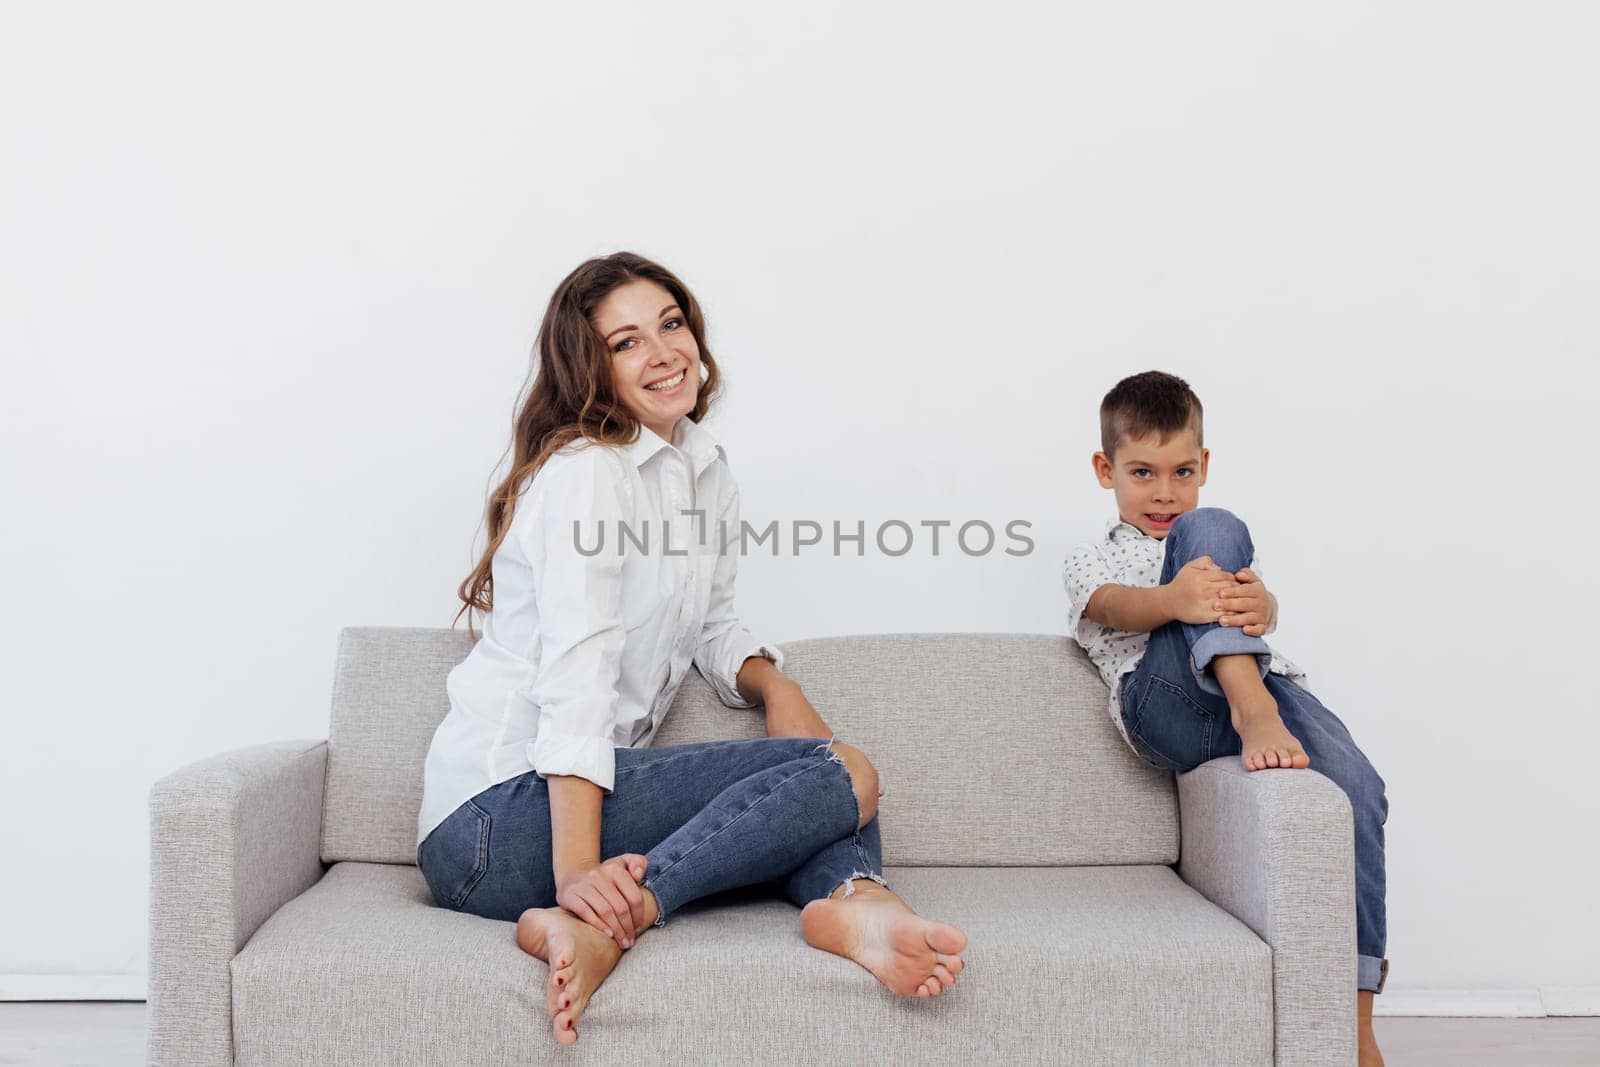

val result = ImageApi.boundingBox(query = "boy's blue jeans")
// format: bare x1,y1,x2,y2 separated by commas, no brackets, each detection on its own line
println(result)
1119,508,1390,993
417,736,883,925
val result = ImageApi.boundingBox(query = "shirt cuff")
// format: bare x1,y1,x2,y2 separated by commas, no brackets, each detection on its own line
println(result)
752,642,784,673
527,733,616,793
720,642,784,709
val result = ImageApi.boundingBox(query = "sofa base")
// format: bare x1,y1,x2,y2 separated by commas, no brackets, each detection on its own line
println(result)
231,862,1271,1065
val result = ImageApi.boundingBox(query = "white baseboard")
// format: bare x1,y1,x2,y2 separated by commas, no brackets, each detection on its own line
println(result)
0,975,146,1001
3,975,1597,1017
1375,987,1600,1018
1375,989,1544,1017
1541,987,1600,1017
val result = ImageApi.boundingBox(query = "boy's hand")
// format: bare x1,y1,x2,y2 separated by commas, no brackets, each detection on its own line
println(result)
1164,557,1240,625
1218,567,1272,636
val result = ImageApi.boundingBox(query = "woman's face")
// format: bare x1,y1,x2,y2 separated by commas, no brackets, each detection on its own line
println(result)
593,278,701,442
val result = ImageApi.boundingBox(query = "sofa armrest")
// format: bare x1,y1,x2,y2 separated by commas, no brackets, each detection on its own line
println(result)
148,740,328,1066
1176,757,1356,1067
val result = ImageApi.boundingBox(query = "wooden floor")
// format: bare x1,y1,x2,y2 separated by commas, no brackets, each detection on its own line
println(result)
2,1003,1598,1065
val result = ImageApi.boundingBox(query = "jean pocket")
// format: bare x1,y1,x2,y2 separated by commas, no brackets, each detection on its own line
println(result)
1123,721,1182,772
417,799,492,910
1130,675,1214,771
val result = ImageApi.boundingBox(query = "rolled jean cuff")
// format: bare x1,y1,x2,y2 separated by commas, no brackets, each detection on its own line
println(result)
1359,955,1389,993
1189,628,1271,696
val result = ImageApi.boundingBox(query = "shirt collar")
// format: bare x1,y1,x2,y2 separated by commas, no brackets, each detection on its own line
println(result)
1105,517,1153,545
621,417,725,478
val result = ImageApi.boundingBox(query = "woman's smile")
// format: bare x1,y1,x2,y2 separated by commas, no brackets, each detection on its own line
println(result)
644,369,687,394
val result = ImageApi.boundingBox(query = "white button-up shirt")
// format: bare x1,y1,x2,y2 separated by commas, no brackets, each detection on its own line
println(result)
1062,519,1307,745
418,417,781,846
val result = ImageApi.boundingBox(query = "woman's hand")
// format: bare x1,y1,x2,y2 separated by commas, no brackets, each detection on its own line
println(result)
555,854,649,947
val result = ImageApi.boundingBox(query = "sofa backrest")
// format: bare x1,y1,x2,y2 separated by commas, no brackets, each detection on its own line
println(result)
320,627,1178,867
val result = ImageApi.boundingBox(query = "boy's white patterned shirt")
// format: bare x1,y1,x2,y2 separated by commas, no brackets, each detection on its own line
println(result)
1062,518,1308,745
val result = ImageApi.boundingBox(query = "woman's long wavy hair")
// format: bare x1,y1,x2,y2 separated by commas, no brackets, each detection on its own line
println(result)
452,252,724,639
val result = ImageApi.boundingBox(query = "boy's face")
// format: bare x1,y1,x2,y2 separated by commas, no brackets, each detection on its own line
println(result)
1092,429,1209,539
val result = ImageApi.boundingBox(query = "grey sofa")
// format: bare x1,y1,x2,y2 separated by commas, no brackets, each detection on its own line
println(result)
148,627,1357,1065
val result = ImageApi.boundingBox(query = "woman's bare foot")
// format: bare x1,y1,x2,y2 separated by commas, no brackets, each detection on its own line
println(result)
515,907,623,1046
800,881,968,997
1232,690,1311,771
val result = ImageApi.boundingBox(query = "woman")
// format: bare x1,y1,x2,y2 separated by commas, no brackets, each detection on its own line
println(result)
417,252,968,1046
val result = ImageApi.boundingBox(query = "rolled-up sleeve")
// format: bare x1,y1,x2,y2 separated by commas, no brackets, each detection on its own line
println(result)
693,486,783,709
1063,544,1115,647
520,448,630,792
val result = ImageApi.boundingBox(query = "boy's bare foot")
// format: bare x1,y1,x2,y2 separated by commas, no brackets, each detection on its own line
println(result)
1359,990,1385,1066
1359,1026,1385,1067
515,907,623,1046
1232,691,1311,771
800,881,968,997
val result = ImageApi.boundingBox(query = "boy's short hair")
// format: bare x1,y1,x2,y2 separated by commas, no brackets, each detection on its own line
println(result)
1100,371,1204,457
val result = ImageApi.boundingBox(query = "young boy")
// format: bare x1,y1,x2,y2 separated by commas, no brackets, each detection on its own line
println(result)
1062,371,1389,1067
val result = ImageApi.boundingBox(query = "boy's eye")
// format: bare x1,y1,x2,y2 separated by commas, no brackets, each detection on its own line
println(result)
1132,469,1150,478
1176,467,1192,477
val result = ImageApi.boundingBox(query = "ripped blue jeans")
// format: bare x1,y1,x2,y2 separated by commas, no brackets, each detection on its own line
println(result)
416,736,884,925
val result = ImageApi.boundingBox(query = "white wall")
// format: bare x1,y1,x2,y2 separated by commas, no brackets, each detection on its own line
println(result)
3,1,1597,1001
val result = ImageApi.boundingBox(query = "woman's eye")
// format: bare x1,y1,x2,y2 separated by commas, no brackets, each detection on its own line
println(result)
663,317,682,330
614,337,636,352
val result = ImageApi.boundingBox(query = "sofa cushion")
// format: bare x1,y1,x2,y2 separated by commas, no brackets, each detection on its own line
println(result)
321,628,1179,868
231,861,1270,1065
